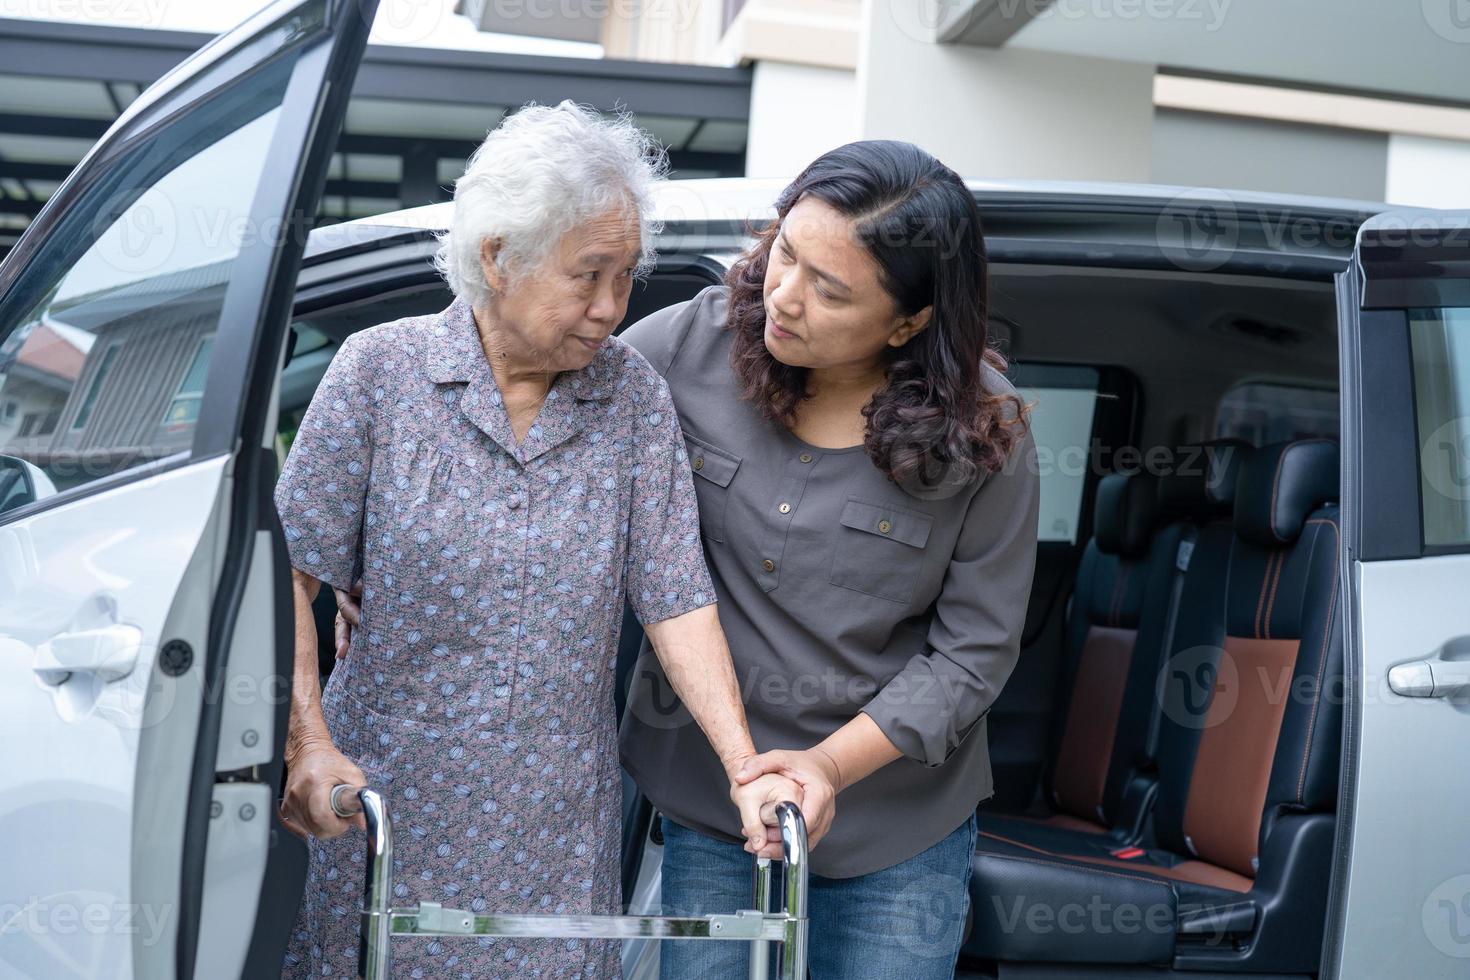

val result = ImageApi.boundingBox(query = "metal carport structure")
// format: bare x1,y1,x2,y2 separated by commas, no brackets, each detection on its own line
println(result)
0,17,753,259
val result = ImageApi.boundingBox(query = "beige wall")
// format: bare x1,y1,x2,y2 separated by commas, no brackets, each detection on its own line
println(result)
857,0,1155,181
603,0,858,67
1387,134,1470,210
745,61,860,177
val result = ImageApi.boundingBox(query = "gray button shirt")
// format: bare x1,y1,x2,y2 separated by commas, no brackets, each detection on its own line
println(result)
618,285,1040,878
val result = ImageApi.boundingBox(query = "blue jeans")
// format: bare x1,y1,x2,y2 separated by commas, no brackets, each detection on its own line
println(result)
658,814,977,980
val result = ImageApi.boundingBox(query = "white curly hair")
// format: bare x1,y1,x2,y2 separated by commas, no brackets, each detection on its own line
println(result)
434,101,669,307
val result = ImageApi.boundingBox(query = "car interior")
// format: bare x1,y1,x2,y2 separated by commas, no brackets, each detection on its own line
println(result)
263,227,1344,979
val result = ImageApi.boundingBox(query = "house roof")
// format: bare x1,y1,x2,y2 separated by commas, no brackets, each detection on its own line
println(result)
14,320,91,382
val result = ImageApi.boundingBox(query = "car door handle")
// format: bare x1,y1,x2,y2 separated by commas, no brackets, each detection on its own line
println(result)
33,624,144,686
1387,645,1470,699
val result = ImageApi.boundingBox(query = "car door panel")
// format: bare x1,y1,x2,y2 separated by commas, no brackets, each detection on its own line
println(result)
0,456,225,980
1330,211,1470,979
0,1,378,977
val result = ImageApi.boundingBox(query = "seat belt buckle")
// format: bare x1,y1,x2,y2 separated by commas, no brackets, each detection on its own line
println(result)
1111,846,1145,860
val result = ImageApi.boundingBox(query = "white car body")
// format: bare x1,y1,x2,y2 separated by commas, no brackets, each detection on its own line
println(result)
0,3,1466,977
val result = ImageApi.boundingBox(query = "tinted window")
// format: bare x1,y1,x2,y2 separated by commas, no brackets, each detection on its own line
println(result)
1215,382,1339,444
1014,365,1100,544
0,56,299,497
1409,307,1470,548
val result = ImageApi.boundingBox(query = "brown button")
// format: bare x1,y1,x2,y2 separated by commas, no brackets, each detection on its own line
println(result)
693,457,705,471
799,453,813,463
878,519,892,534
761,559,775,572
778,502,791,514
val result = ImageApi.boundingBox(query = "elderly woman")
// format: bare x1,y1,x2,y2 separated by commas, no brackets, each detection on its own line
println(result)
274,102,797,980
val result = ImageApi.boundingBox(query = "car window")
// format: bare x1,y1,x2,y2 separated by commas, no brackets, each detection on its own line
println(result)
277,284,453,459
0,47,304,503
1214,381,1339,444
1409,307,1470,548
1014,365,1100,544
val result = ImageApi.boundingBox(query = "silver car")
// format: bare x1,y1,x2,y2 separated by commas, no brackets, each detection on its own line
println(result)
0,1,1466,977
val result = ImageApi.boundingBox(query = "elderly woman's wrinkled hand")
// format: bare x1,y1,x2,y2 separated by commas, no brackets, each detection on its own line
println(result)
279,737,368,841
728,770,803,860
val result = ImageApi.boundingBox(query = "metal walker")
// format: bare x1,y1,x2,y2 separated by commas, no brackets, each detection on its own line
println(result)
334,784,810,980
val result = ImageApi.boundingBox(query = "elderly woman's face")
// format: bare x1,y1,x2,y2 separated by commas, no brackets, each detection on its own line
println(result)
482,207,643,373
762,196,930,376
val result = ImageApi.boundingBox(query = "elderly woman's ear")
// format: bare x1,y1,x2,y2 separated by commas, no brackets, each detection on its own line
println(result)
478,237,508,295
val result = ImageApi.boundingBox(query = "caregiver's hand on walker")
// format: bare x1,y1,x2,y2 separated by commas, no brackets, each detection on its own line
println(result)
733,712,905,852
334,584,806,860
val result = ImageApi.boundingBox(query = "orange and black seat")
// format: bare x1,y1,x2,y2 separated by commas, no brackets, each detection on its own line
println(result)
967,439,1342,972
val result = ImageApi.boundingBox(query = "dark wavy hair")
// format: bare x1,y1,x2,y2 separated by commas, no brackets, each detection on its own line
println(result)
725,140,1028,491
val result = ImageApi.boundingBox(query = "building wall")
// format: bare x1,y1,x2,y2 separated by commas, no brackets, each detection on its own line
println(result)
856,10,1155,182
1386,134,1470,209
1151,109,1389,202
0,373,67,446
745,61,859,177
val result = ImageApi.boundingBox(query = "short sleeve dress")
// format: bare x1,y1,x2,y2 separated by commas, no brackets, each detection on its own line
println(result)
276,297,714,979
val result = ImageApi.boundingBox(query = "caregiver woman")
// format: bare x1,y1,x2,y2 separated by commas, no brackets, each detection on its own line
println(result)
619,140,1040,978
275,102,797,980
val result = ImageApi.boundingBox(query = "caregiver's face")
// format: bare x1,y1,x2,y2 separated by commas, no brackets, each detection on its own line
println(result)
483,206,642,373
762,196,923,374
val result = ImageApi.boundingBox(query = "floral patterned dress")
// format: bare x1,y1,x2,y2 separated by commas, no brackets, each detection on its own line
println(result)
274,297,714,979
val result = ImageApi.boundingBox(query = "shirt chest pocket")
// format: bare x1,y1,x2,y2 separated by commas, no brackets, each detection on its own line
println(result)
829,497,934,604
685,433,741,544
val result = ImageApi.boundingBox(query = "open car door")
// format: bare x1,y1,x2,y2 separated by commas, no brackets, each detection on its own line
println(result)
1330,210,1470,978
0,1,377,976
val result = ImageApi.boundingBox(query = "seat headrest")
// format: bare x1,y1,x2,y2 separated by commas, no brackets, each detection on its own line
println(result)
1234,439,1339,547
1094,471,1157,558
1156,439,1253,520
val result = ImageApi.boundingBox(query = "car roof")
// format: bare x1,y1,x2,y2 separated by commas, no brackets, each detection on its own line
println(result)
305,177,1390,274
344,177,1387,232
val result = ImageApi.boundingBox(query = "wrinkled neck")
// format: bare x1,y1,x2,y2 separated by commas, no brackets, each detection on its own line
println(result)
473,302,555,396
